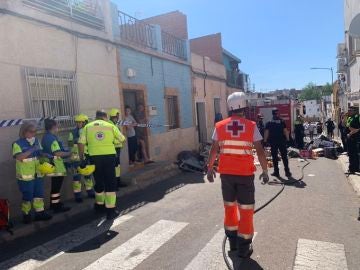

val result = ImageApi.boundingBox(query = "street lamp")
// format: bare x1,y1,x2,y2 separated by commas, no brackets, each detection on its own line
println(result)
310,67,334,86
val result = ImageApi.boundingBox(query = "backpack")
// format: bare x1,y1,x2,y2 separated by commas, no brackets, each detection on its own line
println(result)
0,199,14,235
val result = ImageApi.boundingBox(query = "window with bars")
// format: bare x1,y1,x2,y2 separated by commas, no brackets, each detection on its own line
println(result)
24,67,79,127
166,95,180,130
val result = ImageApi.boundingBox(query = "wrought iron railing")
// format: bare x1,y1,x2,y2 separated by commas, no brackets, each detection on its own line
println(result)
118,11,157,50
226,70,244,90
161,31,187,60
23,0,104,29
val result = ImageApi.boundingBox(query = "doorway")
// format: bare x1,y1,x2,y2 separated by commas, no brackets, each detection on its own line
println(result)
196,102,207,143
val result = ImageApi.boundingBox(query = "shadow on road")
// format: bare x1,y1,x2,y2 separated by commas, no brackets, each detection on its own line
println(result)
228,251,264,270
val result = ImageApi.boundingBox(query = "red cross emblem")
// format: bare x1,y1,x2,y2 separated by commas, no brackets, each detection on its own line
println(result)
226,120,245,137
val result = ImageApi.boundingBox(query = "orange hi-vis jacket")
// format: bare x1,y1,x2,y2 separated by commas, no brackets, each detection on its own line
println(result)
215,116,256,176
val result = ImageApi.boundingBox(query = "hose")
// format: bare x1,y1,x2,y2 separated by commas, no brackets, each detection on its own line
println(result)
222,159,311,270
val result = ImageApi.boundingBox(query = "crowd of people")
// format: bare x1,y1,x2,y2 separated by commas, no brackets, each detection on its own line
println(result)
12,107,153,224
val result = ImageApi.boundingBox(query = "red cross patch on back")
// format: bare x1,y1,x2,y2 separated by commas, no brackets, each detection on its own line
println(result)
226,120,245,138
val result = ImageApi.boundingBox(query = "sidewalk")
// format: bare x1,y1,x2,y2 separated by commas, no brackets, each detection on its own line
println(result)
0,161,179,243
337,154,360,196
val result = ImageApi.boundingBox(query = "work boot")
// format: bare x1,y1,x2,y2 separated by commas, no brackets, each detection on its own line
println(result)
106,208,120,220
75,197,83,204
94,203,106,213
22,214,32,224
285,170,292,178
271,171,280,178
51,203,71,214
34,211,52,222
87,190,95,199
229,237,238,251
237,238,253,258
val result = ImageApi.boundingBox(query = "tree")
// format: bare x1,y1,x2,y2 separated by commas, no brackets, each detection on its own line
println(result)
299,82,333,101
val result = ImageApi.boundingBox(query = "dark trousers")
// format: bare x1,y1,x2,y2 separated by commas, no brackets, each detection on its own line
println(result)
295,134,304,149
128,136,138,163
348,138,359,173
270,143,289,173
50,176,64,207
340,133,347,151
90,155,117,193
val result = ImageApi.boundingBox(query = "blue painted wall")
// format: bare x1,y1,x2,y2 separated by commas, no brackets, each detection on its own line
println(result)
119,47,193,134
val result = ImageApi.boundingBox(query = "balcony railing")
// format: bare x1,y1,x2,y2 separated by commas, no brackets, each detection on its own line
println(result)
118,11,157,50
161,31,187,60
226,70,245,90
337,43,346,59
23,0,104,29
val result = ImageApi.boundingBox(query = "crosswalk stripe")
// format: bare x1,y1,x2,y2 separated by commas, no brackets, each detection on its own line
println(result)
293,238,348,270
0,215,133,270
185,229,257,270
83,219,188,270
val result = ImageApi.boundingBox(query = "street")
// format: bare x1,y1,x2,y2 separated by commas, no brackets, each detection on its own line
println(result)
0,157,359,270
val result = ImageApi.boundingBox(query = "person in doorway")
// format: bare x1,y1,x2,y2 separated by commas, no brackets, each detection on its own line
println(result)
124,106,138,166
135,104,154,164
206,92,269,258
108,108,127,188
294,116,305,149
42,119,72,213
338,113,348,152
264,109,292,178
325,118,335,139
79,111,125,220
346,106,360,175
12,122,52,224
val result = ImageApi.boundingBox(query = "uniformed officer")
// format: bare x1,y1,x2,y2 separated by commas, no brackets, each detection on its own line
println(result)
207,92,269,258
78,111,126,220
294,115,305,149
108,108,127,189
346,106,360,174
264,109,292,178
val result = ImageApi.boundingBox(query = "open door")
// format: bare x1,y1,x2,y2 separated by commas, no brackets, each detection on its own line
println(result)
196,102,207,143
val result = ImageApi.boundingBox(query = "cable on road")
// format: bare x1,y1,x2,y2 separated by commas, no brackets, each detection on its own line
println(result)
222,159,311,270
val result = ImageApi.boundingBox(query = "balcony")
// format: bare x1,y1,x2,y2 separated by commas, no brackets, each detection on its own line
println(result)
337,58,347,73
161,31,187,60
226,70,246,90
23,0,105,29
337,43,346,59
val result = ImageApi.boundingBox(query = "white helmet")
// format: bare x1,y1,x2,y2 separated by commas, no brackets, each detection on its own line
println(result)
227,92,247,111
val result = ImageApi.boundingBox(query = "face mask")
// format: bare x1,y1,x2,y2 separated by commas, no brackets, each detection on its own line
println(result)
26,137,36,145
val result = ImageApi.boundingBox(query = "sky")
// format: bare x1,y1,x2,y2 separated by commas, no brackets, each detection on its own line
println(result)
113,0,344,92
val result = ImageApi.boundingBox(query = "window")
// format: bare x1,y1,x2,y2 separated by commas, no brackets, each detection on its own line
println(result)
214,98,221,115
24,67,79,127
166,95,180,130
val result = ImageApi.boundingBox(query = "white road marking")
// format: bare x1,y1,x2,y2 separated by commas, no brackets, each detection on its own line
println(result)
185,229,257,270
294,238,348,270
83,219,188,270
0,215,133,270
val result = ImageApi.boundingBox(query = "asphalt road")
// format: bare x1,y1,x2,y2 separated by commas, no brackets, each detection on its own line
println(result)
0,157,359,270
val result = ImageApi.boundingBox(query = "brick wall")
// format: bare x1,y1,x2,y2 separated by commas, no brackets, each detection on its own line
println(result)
143,11,188,39
190,33,223,64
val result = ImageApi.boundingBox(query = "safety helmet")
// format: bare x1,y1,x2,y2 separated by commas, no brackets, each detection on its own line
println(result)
227,92,247,111
77,165,95,176
74,114,88,122
108,108,120,118
38,162,55,175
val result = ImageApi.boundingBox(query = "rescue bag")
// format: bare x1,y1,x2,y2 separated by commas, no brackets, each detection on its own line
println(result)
0,199,13,235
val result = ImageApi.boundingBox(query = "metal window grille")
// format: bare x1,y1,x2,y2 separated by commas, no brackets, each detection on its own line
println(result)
24,67,79,128
166,95,180,130
118,11,157,50
161,31,187,60
23,0,104,29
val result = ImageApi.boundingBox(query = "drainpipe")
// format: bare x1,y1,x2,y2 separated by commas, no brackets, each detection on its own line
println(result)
203,56,208,98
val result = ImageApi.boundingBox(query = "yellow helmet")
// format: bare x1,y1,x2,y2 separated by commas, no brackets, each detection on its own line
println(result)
74,114,88,122
38,162,55,175
77,165,95,176
108,108,120,118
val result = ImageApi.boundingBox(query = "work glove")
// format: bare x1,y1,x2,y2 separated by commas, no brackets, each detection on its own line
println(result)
206,167,216,183
259,171,269,185
79,159,87,169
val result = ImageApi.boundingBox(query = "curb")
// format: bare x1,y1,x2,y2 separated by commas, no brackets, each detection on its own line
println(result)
337,154,360,196
0,162,180,243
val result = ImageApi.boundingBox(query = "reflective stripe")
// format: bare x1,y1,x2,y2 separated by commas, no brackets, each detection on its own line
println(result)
47,173,65,177
220,149,253,155
22,157,38,163
220,140,253,147
224,225,238,231
53,156,62,160
17,174,35,180
51,199,60,203
51,193,60,198
224,201,237,206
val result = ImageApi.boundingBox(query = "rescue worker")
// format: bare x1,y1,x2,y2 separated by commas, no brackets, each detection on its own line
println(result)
42,119,72,213
108,108,127,189
12,122,53,224
294,115,305,149
78,111,126,220
264,109,292,178
206,92,269,258
346,106,360,174
68,114,95,202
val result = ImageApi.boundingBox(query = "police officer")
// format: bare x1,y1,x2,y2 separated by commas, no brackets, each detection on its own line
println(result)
264,109,292,178
207,92,269,258
294,115,305,149
78,111,126,220
108,108,127,189
346,106,360,174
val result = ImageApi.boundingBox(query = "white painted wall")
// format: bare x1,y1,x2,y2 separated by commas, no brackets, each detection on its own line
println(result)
303,100,321,119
